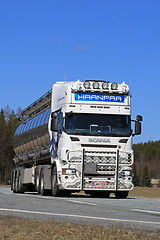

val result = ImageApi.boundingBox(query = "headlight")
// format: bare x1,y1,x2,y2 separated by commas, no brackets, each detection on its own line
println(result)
122,170,130,176
125,171,130,176
69,156,82,163
83,81,91,89
93,82,100,89
102,82,109,89
111,82,118,90
62,169,76,175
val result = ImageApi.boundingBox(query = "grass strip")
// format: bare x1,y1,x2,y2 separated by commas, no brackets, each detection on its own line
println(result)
0,215,159,240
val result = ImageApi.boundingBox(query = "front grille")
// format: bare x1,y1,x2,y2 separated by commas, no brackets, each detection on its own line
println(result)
67,149,133,167
97,164,116,173
85,150,116,164
84,149,133,175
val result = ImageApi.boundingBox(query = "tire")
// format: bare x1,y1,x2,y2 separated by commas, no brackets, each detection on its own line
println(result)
12,171,17,193
11,171,14,190
12,170,25,193
40,171,47,196
36,171,40,194
18,173,25,193
115,191,129,199
15,171,19,193
51,167,60,197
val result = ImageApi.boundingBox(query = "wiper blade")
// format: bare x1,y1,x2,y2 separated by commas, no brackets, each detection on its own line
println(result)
107,133,118,136
67,132,88,135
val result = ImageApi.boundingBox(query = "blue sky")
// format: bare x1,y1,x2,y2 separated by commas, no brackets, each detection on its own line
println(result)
0,0,160,144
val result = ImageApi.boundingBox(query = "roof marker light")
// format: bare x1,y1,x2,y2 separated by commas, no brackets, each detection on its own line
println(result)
102,82,109,89
83,81,91,89
111,82,118,90
93,82,100,89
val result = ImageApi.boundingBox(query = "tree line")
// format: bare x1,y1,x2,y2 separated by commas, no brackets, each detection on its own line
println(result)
0,106,20,183
133,141,160,187
0,106,159,186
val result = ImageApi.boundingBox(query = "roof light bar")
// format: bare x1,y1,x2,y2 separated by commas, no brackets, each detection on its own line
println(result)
82,80,122,92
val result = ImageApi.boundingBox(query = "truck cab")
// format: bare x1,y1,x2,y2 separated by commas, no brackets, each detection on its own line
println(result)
50,80,142,198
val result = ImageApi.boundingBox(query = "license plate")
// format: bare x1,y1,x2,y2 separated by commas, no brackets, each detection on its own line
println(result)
91,181,107,188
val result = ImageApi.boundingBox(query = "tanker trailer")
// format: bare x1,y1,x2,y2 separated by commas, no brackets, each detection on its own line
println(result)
11,90,52,194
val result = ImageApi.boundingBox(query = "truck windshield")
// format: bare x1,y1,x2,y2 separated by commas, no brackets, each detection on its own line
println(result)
65,113,131,137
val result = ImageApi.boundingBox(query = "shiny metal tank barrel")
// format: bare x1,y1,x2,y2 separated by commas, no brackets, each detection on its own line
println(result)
13,108,51,156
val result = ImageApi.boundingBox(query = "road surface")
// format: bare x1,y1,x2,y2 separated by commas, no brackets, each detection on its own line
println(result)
0,187,160,233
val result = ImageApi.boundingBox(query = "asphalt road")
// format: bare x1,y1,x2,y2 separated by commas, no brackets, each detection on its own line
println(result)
0,187,160,233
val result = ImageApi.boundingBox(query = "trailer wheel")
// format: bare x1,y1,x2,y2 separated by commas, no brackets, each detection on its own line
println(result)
12,171,17,193
14,171,20,193
17,171,25,193
11,171,14,190
51,167,60,197
15,171,19,193
115,191,129,199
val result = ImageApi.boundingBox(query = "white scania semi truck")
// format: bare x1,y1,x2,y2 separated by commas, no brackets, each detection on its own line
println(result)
11,80,142,198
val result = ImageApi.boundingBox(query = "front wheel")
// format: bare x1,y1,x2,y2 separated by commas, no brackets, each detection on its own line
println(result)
115,191,129,199
51,167,60,197
40,171,47,196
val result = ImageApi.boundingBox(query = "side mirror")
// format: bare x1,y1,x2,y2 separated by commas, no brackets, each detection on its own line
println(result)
51,118,58,132
136,115,143,122
135,121,141,135
132,115,143,136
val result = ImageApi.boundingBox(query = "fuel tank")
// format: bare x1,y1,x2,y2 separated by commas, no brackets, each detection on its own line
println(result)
13,108,51,156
